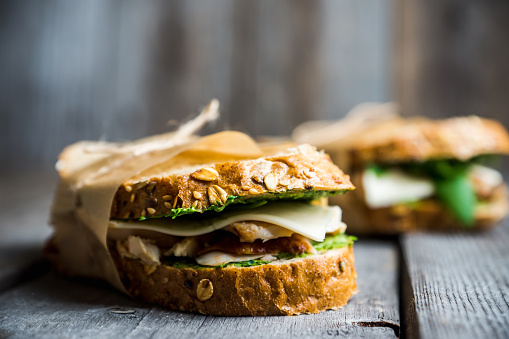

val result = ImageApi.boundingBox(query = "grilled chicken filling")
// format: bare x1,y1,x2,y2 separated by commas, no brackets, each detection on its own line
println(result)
118,222,321,267
224,221,295,243
197,231,315,256
164,226,316,259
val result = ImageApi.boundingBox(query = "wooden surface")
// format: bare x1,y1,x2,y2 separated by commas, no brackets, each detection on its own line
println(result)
1,172,509,338
401,226,509,339
0,0,392,172
396,0,509,127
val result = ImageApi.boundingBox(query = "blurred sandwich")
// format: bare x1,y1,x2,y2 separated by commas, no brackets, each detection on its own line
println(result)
294,105,509,234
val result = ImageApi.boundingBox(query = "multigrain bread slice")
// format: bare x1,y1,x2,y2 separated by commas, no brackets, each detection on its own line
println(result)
110,145,354,220
111,244,357,316
347,116,509,165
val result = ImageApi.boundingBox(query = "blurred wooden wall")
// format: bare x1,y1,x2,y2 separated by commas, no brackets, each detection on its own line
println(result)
396,0,509,127
0,0,392,172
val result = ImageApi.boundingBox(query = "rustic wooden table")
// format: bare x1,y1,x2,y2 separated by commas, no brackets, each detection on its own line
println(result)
0,172,508,338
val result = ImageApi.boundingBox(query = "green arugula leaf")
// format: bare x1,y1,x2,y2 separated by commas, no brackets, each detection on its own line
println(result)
217,259,271,268
138,189,348,221
367,163,389,177
402,159,469,179
312,233,357,251
435,174,476,226
276,252,312,260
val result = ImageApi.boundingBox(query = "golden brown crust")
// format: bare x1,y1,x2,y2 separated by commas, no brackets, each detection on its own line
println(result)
349,116,509,165
333,183,509,235
110,146,354,219
112,246,358,316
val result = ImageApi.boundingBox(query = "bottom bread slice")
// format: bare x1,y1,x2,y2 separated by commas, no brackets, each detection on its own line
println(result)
111,246,358,316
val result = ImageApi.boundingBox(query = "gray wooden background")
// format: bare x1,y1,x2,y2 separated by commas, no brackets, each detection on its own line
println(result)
1,0,509,172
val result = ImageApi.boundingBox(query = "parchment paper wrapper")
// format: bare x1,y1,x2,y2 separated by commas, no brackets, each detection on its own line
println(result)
48,130,274,293
293,102,401,170
292,103,402,233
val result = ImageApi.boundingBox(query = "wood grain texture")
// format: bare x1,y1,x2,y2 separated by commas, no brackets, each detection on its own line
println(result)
396,0,509,127
401,222,509,339
0,0,392,172
0,240,399,338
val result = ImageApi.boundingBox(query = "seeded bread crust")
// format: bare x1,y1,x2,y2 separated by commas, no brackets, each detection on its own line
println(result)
348,116,509,165
110,147,354,220
111,246,357,316
332,181,509,235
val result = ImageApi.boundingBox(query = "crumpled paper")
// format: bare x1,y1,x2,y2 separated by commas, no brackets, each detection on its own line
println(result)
291,102,402,233
293,102,401,171
48,120,285,293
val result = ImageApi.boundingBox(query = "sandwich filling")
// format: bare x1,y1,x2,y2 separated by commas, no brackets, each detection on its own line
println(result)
110,201,355,267
362,156,504,226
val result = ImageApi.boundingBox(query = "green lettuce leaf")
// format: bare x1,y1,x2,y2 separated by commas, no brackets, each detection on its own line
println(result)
311,233,357,251
434,174,476,226
139,188,348,221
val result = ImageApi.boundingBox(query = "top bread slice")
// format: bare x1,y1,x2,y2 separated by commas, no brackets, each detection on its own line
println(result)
348,116,509,165
110,145,354,220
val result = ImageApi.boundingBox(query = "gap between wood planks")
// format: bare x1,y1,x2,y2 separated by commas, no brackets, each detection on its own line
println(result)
399,240,420,339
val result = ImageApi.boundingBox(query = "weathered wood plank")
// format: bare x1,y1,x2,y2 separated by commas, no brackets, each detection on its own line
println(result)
0,0,393,172
396,0,509,127
318,0,392,121
0,240,399,338
401,222,509,339
346,239,400,328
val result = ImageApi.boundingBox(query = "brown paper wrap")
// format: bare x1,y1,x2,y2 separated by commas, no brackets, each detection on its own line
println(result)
292,102,401,179
49,130,275,293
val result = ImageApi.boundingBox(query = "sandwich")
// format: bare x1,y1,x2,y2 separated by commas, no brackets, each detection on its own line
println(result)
47,128,357,316
295,112,509,234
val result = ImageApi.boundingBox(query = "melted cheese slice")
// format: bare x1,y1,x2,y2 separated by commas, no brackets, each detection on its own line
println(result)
363,168,435,208
109,202,343,242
